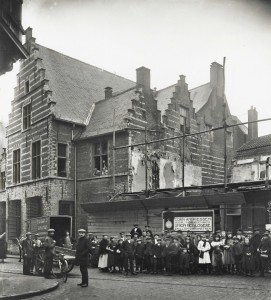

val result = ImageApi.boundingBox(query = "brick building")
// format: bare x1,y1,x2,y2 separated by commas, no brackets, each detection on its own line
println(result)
1,31,251,244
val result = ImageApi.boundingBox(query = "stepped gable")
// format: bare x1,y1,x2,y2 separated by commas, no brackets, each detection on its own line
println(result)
155,82,212,118
235,134,271,159
37,44,135,125
79,86,139,139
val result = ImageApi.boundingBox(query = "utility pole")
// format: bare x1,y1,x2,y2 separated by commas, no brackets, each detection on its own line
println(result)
222,57,227,192
112,109,116,193
182,119,186,196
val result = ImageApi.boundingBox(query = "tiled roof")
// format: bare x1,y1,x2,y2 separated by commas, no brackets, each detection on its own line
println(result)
37,44,135,125
155,84,175,117
189,83,213,112
78,87,139,139
235,134,271,159
155,82,213,118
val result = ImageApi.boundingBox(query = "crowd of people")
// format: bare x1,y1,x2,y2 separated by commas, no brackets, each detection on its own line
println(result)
89,224,271,278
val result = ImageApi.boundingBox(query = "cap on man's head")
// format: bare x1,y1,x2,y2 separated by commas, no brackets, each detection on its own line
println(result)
48,229,55,232
26,232,32,235
119,232,124,235
157,238,162,241
254,228,260,232
137,238,142,241
34,233,39,236
126,233,131,236
145,225,150,228
263,232,269,237
78,229,86,233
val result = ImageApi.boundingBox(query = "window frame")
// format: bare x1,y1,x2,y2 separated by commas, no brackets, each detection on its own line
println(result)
93,140,108,176
24,79,30,94
57,143,68,177
13,149,20,184
0,171,5,190
22,103,31,131
32,140,41,180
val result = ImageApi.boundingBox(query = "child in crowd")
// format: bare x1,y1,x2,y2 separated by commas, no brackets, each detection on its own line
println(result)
224,232,235,274
232,236,243,275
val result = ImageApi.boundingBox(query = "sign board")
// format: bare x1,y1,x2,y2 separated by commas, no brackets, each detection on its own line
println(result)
162,210,214,233
265,224,271,231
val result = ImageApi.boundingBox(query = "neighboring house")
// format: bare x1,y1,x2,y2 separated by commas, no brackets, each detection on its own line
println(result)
1,30,251,242
232,134,271,183
0,122,6,234
0,0,28,75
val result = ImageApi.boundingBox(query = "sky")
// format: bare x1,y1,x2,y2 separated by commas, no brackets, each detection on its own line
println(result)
0,0,271,135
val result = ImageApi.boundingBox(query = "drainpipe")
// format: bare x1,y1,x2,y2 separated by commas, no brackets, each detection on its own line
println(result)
72,125,77,234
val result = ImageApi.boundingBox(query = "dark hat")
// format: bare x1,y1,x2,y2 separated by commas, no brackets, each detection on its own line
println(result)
237,228,242,232
26,232,32,235
157,238,162,241
134,224,138,226
48,229,55,232
145,225,150,228
146,237,151,240
263,232,269,237
254,228,260,231
119,232,124,235
78,229,86,233
118,239,123,242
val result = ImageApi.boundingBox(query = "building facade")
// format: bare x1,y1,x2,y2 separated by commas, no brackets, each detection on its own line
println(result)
1,31,252,246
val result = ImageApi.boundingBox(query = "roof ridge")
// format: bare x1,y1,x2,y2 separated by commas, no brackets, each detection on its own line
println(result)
237,144,271,152
156,83,176,93
36,43,135,84
189,82,210,91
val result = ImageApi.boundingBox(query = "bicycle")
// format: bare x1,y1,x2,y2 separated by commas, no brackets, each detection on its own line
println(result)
52,252,69,283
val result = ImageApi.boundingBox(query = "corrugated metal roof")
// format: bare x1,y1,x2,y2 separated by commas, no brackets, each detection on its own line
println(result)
81,192,245,213
37,44,135,125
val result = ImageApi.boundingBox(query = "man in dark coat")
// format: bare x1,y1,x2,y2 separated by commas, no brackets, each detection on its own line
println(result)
258,233,271,277
76,229,91,287
130,224,142,238
21,232,34,275
44,229,56,279
250,228,262,272
122,233,137,275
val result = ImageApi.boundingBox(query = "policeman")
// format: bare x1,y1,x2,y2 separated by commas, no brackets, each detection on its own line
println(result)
76,229,91,287
44,229,56,279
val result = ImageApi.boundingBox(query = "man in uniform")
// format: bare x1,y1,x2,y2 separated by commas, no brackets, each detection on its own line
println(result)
76,229,91,287
44,228,56,279
21,232,34,275
123,233,137,275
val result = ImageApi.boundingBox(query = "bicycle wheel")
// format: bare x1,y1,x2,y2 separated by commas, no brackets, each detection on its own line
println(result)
60,260,68,283
34,252,45,275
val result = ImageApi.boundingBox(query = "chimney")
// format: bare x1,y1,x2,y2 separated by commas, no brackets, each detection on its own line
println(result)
248,106,258,141
136,67,150,95
210,62,224,97
104,87,113,99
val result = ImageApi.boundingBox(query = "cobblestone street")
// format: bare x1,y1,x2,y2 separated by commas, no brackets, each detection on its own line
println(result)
1,257,271,300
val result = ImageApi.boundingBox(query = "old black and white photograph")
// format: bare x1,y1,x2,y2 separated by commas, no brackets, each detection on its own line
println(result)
0,0,271,299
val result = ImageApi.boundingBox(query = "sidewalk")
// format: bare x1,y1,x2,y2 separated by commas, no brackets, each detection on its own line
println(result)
0,256,59,300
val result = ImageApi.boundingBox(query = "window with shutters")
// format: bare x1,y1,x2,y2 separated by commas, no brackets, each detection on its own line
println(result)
93,141,108,176
26,197,42,219
32,141,41,179
8,200,21,239
22,104,31,130
0,202,6,234
58,143,67,177
0,172,5,190
13,149,20,184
